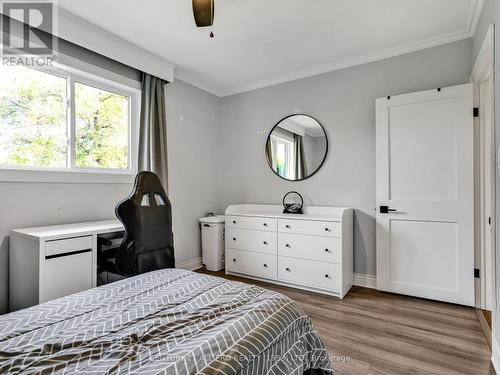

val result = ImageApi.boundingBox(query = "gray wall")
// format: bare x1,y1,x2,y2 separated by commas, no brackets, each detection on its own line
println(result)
0,183,133,314
0,38,476,314
166,80,221,267
0,79,221,314
473,0,500,348
217,39,473,276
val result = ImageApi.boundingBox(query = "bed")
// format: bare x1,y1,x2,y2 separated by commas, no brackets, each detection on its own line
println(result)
0,269,333,374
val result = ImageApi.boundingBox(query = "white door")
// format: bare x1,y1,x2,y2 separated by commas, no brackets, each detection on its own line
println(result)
376,84,474,306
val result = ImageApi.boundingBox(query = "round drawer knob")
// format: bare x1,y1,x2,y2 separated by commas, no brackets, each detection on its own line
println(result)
325,248,330,253
233,259,236,262
324,228,330,232
325,274,329,278
286,267,291,272
285,225,291,229
232,220,236,224
263,264,268,268
263,223,268,227
233,237,236,241
285,244,291,248
263,241,268,245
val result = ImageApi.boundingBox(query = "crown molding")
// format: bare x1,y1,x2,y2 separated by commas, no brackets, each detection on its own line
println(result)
467,0,485,37
174,68,225,97
219,30,472,97
175,0,484,98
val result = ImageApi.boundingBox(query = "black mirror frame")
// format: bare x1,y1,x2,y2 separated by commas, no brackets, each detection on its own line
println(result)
265,114,329,182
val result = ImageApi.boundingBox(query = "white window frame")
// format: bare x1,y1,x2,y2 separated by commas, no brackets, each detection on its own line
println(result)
271,134,295,180
0,62,141,184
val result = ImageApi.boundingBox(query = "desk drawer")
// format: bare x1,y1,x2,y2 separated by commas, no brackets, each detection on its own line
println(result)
226,249,277,279
278,233,341,263
278,219,340,237
226,228,276,254
226,215,276,232
278,256,341,291
41,251,93,303
45,236,93,257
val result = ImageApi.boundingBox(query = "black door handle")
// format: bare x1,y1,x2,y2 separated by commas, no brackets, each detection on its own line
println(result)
380,205,397,214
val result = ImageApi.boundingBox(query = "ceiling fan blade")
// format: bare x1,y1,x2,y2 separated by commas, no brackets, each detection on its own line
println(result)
192,0,214,27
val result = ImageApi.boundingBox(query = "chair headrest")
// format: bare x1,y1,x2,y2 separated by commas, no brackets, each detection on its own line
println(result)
129,171,169,207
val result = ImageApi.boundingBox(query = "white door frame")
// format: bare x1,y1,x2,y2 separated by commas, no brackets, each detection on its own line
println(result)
471,24,496,312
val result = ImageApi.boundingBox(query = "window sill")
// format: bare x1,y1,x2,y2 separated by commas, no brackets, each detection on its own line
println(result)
0,167,136,184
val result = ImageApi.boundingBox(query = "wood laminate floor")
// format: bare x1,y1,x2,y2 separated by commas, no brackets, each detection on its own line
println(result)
197,270,494,375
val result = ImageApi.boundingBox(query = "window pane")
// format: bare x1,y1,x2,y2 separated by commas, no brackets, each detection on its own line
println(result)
75,82,129,169
0,66,67,167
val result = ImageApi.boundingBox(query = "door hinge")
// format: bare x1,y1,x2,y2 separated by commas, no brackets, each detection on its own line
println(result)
474,268,480,278
473,107,480,118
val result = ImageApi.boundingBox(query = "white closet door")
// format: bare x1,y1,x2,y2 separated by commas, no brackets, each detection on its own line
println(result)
376,84,474,306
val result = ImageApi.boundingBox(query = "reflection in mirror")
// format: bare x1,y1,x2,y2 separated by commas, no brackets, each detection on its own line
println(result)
266,115,328,181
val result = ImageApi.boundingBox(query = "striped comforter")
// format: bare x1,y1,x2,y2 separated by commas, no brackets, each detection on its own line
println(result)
0,269,333,374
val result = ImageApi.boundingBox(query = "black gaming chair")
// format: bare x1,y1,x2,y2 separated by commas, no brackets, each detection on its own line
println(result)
99,171,175,278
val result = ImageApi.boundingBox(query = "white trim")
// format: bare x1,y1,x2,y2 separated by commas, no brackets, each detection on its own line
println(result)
467,0,485,38
218,31,472,97
174,69,224,97
177,257,203,271
492,335,500,373
177,0,484,97
471,25,495,311
353,273,377,289
472,25,495,82
0,168,135,184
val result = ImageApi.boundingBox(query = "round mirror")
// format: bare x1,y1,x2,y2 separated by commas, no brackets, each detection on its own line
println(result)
266,114,328,181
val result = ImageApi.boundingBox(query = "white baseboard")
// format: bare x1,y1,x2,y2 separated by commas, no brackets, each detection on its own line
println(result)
177,257,203,271
353,273,377,289
492,335,500,373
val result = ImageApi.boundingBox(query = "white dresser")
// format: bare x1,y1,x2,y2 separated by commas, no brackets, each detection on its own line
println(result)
225,204,353,298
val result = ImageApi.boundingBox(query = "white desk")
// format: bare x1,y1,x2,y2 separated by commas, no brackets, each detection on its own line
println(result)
9,219,124,311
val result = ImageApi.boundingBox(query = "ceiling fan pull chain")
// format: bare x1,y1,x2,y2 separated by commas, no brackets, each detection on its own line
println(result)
210,0,215,38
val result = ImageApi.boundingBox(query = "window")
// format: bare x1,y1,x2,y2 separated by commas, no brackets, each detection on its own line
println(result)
75,82,129,169
270,135,295,179
0,64,138,174
0,66,67,168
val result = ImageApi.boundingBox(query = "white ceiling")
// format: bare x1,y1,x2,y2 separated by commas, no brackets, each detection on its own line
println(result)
284,115,325,137
57,0,483,97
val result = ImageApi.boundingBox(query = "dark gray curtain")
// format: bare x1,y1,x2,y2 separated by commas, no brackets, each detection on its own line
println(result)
294,134,307,180
265,138,274,167
138,73,169,191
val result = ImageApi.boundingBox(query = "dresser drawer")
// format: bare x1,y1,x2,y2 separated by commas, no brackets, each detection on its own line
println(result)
226,215,276,232
278,233,341,263
45,236,93,257
278,219,340,237
226,228,276,254
226,249,277,279
278,257,341,291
